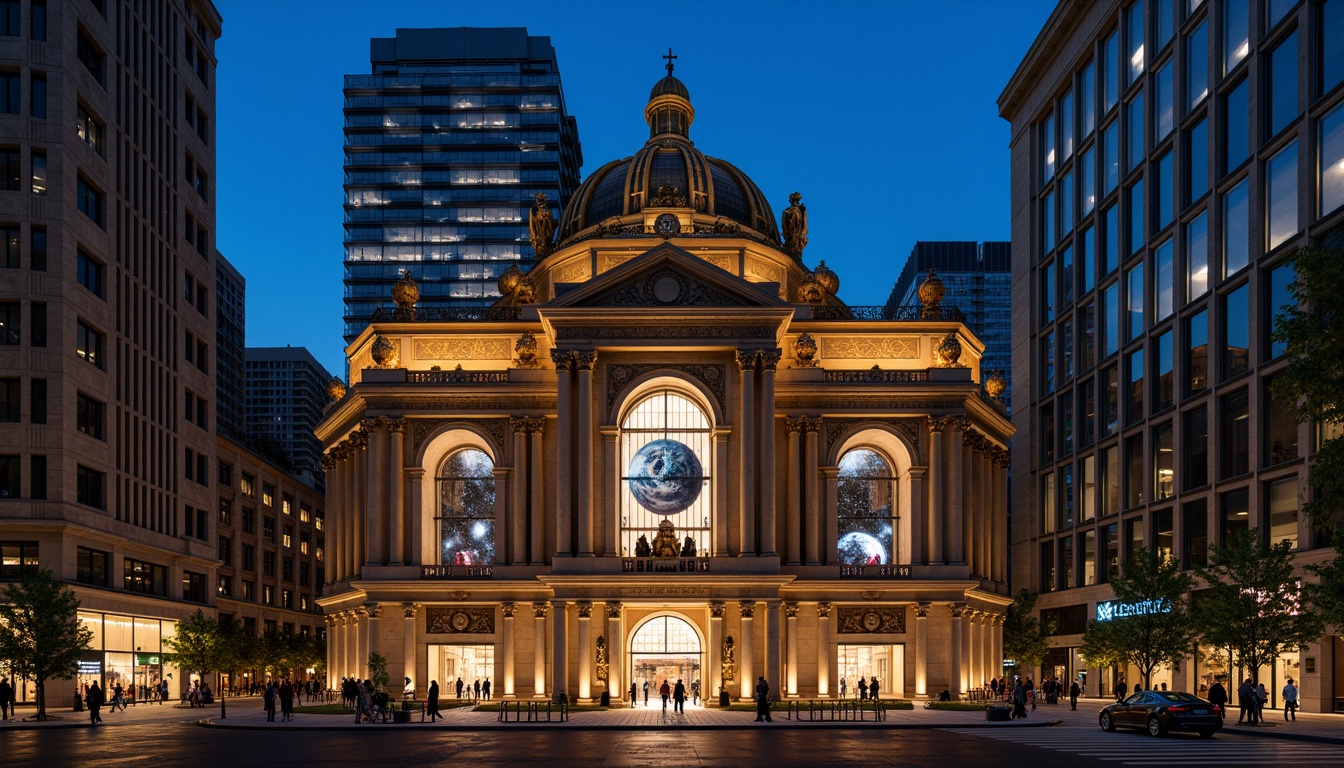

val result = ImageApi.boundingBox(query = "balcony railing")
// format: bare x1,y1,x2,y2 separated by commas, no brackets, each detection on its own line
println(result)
810,305,966,322
369,306,522,322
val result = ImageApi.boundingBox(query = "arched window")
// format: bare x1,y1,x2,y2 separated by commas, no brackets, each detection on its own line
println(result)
837,448,898,565
437,448,495,565
619,390,712,557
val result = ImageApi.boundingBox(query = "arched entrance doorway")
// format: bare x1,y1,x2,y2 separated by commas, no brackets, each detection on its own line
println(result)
629,615,702,704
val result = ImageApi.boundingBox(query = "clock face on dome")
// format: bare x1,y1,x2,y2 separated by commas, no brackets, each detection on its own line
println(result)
654,213,680,236
626,439,703,515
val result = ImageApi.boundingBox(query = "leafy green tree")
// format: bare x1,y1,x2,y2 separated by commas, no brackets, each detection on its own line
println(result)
368,651,390,692
162,609,223,684
0,570,94,720
1195,530,1324,688
1269,243,1344,531
1307,531,1344,637
1002,589,1052,675
1080,548,1198,690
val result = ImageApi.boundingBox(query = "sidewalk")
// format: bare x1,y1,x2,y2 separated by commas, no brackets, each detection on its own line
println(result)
0,696,258,730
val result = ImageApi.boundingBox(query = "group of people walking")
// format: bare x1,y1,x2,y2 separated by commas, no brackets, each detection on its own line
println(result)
262,678,297,722
837,676,882,700
452,676,491,701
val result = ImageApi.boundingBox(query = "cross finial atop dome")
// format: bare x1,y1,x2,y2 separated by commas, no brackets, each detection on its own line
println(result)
663,47,677,75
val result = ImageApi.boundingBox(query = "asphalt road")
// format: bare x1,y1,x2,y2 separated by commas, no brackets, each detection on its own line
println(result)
4,722,1112,768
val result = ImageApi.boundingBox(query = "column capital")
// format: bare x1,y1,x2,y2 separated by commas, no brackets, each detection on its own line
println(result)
816,601,832,619
758,348,782,371
576,601,593,619
784,416,806,434
604,601,622,619
532,602,549,619
573,351,598,371
511,417,530,435
802,416,823,433
366,602,384,619
950,602,968,618
387,418,408,434
401,602,419,619
709,601,727,619
501,601,517,619
915,602,931,619
321,453,337,471
993,613,1006,626
929,416,958,433
550,348,575,371
348,429,370,449
738,600,755,619
735,349,759,372
784,602,800,619
360,417,387,434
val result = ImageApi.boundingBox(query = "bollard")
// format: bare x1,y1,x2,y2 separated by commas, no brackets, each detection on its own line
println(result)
221,697,227,720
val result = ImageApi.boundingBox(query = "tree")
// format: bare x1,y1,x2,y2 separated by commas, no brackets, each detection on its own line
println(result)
162,609,223,685
367,651,389,692
1080,548,1198,690
1307,531,1344,636
1195,530,1324,688
1269,243,1344,531
1002,589,1052,675
0,570,94,720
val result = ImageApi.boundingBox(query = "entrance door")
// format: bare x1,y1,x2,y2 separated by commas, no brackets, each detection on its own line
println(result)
629,615,702,704
837,644,904,698
428,644,495,699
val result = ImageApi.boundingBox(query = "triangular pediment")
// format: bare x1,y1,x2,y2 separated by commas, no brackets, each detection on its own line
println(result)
546,244,789,310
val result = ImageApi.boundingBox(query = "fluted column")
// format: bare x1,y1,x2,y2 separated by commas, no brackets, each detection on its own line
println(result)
708,602,725,698
816,602,831,696
738,601,755,700
532,602,548,697
713,430,730,557
501,602,517,697
402,603,417,692
529,419,546,565
324,616,337,681
914,602,929,696
364,420,387,565
575,352,597,556
388,419,407,564
602,428,619,556
322,454,340,580
350,429,368,571
605,602,622,697
950,602,965,696
804,418,821,565
785,418,802,565
992,614,1005,679
994,459,1008,582
355,606,371,680
551,600,569,700
927,420,944,564
552,350,574,558
966,610,979,691
343,613,354,682
511,419,528,564
406,468,424,564
907,467,927,565
980,613,991,689
736,351,757,556
947,420,965,564
758,350,780,558
765,600,781,699
785,602,799,696
576,602,592,701
822,467,839,565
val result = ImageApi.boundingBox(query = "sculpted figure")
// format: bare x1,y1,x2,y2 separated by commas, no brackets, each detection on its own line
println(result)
781,192,808,256
529,192,557,258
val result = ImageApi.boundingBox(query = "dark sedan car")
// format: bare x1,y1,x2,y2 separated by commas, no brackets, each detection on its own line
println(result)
1099,691,1222,737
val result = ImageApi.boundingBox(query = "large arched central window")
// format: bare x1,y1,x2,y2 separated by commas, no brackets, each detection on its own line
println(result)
437,448,495,565
619,390,712,557
837,448,898,565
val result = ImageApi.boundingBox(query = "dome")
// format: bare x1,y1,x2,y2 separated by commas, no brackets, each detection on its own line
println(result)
557,57,781,246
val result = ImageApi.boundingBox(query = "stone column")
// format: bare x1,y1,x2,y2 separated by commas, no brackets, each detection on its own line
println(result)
501,602,517,697
388,419,407,564
738,601,755,700
605,602,622,698
575,351,597,556
530,419,546,565
364,419,387,565
948,421,966,564
532,603,548,697
907,467,927,565
950,603,966,696
323,454,341,581
708,602,725,699
992,614,1005,679
342,613,353,682
355,606,371,680
602,428,619,556
511,419,529,564
966,610,979,692
576,602,593,701
804,419,821,565
552,350,574,558
402,603,417,693
785,418,802,565
367,603,382,657
816,602,831,696
406,468,424,565
713,430,730,556
351,430,368,571
980,614,992,689
785,602,799,696
736,351,757,556
928,420,944,564
551,600,568,701
915,602,930,696
758,349,780,558
822,467,840,565
765,600,781,699
993,459,1007,582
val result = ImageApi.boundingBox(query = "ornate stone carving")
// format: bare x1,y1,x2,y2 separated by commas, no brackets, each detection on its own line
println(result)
587,266,746,308
606,362,726,415
709,601,726,619
348,429,369,450
501,602,517,619
366,603,383,619
784,417,805,435
813,260,838,296
426,607,494,634
321,453,337,471
934,332,963,367
792,332,819,367
413,338,512,361
649,185,687,208
738,601,756,619
550,348,575,371
823,418,923,461
605,602,622,620
784,602,800,619
950,602,968,618
797,270,823,303
402,603,419,619
514,276,537,305
861,591,882,600
555,260,591,284
371,335,401,369
529,192,557,259
781,192,808,257
498,264,523,297
918,269,945,316
652,519,680,558
392,270,419,321
618,586,710,597
327,377,347,402
576,601,593,619
758,349,782,371
820,336,919,360
817,602,832,619
595,635,609,682
532,602,549,619
721,636,736,683
915,602,931,619
556,325,777,340
387,418,407,434
573,351,599,372
837,606,906,634
735,349,758,373
411,418,508,453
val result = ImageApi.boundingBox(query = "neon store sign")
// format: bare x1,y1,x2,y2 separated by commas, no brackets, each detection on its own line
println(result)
1095,599,1173,622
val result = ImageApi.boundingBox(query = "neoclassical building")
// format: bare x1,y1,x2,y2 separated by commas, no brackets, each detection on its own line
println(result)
317,64,1014,703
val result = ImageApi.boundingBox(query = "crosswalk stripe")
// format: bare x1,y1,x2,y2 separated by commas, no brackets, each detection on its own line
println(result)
942,727,1344,766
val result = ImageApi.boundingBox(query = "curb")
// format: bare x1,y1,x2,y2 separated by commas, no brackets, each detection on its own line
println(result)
195,717,1064,733
1219,724,1344,746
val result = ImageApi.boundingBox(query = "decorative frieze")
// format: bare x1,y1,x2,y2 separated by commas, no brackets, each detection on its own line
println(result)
426,607,495,634
836,606,906,634
820,337,919,359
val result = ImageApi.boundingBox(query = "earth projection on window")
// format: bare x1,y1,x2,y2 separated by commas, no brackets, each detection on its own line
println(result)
626,439,703,515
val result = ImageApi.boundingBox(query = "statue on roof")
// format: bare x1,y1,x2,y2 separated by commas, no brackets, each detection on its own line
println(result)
529,192,557,259
782,192,808,257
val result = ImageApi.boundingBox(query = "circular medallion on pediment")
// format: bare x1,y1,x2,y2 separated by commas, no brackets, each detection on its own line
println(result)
862,611,881,632
450,611,470,632
653,276,681,303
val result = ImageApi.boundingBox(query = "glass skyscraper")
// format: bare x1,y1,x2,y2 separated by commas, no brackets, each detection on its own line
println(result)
342,27,583,342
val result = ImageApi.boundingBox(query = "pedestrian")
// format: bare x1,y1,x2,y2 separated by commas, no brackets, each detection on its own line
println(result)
989,676,999,699
474,679,481,701
86,681,104,724
754,676,772,722
870,676,880,701
839,676,847,699
111,683,125,712
1207,678,1228,720
629,681,638,707
456,677,464,700
0,677,12,720
1237,678,1256,724
857,677,868,701
263,682,277,722
483,678,491,701
1069,679,1080,711
1026,676,1036,710
1256,682,1269,722
279,678,294,722
1011,680,1027,719
1282,678,1298,721
1115,677,1127,701
427,680,442,722
691,678,700,705
659,679,670,711
643,680,650,705
673,679,686,713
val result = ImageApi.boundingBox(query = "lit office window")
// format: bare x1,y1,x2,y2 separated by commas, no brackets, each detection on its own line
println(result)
1266,478,1298,549
1153,422,1174,501
1266,142,1298,250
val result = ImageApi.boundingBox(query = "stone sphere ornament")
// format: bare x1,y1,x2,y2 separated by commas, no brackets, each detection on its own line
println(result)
392,270,419,309
813,260,839,296
797,271,823,304
498,264,523,297
918,268,945,309
934,332,963,367
326,377,347,402
371,335,400,369
626,439,704,515
985,371,1007,399
793,332,819,367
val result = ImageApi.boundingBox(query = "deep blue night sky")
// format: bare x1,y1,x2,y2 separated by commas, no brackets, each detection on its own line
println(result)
214,0,1056,376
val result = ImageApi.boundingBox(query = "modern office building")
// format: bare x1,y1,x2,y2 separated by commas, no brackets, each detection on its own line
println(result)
1001,0,1344,712
0,0,223,702
341,27,584,343
216,251,246,440
244,346,332,492
885,242,1013,410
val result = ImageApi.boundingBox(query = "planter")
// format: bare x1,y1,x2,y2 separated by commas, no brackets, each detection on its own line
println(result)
392,709,412,723
985,707,1011,721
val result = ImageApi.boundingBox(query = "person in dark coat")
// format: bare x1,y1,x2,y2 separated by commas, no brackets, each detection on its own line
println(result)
279,678,294,721
629,681,637,707
754,677,772,722
857,677,868,700
455,677,464,700
263,682,277,722
1011,680,1027,719
0,677,13,720
659,679,670,710
86,681,104,724
482,678,491,701
870,677,880,700
1069,679,1081,710
673,679,686,713
1115,678,1128,701
427,680,442,722
1207,678,1228,719
1237,679,1257,724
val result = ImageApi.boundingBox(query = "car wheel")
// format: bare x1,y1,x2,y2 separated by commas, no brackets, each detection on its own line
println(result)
1147,715,1165,737
1197,729,1215,738
1100,712,1115,732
